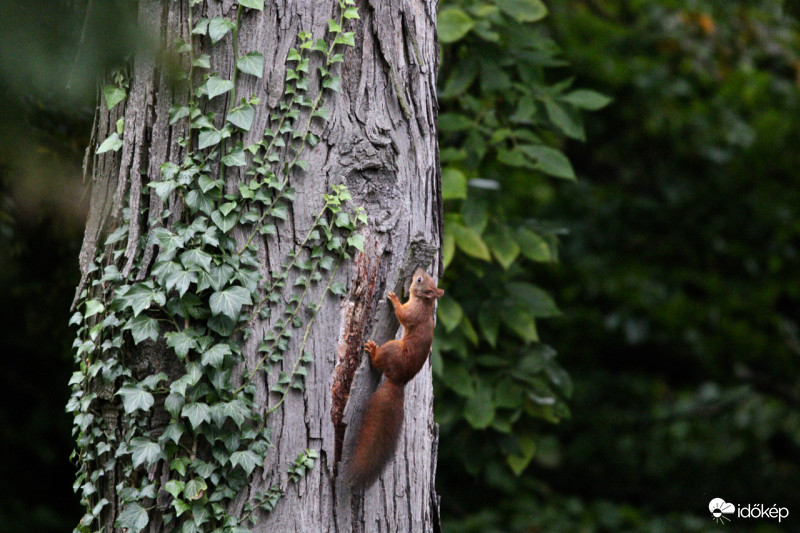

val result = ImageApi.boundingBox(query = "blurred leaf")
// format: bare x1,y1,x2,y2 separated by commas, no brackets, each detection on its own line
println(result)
439,8,475,43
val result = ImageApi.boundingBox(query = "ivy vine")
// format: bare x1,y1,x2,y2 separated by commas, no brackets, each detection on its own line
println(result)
68,1,362,531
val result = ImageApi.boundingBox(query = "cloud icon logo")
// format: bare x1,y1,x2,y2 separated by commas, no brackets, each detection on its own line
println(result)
709,498,735,524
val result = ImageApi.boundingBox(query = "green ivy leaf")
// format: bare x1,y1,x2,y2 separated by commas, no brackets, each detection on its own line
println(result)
208,17,235,44
96,132,123,154
165,393,185,417
181,402,211,429
204,76,234,100
103,85,127,110
227,104,255,131
238,0,264,9
116,386,155,414
165,331,198,359
148,179,178,201
129,437,166,468
230,449,260,475
192,53,211,68
84,299,105,318
115,503,149,532
198,129,223,150
183,478,208,500
164,480,185,499
210,285,252,320
201,343,231,368
123,314,159,344
237,52,265,78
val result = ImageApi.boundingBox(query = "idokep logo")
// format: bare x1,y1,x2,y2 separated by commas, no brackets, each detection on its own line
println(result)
709,497,790,525
709,498,735,524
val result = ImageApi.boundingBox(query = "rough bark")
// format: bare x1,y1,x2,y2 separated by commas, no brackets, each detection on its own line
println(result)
77,0,441,531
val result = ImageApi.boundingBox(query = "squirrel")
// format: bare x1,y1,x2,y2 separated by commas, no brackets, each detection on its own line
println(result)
346,267,444,488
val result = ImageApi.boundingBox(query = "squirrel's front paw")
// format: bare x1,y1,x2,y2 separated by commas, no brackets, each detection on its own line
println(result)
364,340,378,355
388,291,399,303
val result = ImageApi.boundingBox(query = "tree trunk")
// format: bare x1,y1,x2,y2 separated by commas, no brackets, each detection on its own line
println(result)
70,0,441,531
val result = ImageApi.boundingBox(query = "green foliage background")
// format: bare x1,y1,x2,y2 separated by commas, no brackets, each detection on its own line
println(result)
1,0,800,531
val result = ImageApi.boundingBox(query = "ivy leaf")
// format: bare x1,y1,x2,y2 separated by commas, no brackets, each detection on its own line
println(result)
237,52,265,78
103,85,127,110
238,0,264,9
180,248,213,272
227,104,255,131
164,393,185,417
182,402,211,429
198,129,222,150
210,286,252,320
129,437,166,468
96,133,123,154
210,400,248,427
164,268,198,296
208,17,235,44
84,299,105,318
123,315,159,344
192,53,211,69
221,148,247,167
164,480,185,499
165,331,198,359
347,234,365,252
115,503,149,532
210,210,238,234
116,386,155,414
438,8,474,43
204,76,234,100
230,449,260,475
201,343,231,368
148,179,178,201
183,478,208,500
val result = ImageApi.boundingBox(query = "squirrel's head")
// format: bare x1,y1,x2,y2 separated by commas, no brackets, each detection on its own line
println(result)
409,268,444,300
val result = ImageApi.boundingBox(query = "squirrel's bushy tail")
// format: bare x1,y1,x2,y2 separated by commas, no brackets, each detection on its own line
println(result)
347,379,404,488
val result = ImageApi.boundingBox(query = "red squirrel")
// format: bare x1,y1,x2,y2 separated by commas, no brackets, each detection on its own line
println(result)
347,268,444,488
